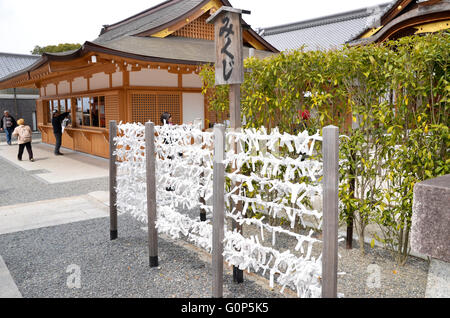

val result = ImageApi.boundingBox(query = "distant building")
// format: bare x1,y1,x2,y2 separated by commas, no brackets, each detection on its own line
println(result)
259,3,392,51
0,53,40,130
260,0,450,51
349,0,450,46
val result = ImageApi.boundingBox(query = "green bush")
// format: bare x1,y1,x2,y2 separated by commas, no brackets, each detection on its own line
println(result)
201,32,449,264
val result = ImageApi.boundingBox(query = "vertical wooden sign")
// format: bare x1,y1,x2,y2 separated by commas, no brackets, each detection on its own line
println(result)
207,7,249,86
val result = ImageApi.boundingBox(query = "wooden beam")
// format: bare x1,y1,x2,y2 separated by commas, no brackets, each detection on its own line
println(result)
381,0,413,26
178,73,183,88
414,19,450,34
243,31,266,50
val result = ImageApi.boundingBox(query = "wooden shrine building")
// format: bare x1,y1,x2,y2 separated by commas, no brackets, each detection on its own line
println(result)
0,0,277,158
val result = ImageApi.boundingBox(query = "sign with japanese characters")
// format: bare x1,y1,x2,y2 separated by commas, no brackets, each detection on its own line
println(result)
209,8,245,85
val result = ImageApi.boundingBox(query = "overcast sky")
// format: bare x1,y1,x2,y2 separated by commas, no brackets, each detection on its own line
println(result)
0,0,391,55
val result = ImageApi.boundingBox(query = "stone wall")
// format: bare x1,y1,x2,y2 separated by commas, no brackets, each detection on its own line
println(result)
411,174,450,263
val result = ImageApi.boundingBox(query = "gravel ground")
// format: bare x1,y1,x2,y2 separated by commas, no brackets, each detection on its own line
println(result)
0,152,430,298
336,241,428,298
239,222,429,298
0,214,283,298
0,156,108,207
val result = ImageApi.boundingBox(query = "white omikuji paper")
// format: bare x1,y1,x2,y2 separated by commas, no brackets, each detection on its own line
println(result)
114,122,326,298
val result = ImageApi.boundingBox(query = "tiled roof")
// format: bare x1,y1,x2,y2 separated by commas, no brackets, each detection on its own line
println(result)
90,36,274,64
0,53,40,80
94,0,205,44
260,2,393,51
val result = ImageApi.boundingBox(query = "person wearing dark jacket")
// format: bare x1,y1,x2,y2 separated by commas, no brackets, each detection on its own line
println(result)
1,110,17,145
52,110,70,155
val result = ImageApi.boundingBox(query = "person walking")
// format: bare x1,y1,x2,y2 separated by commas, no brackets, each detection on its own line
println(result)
1,110,17,145
12,118,34,162
52,110,70,155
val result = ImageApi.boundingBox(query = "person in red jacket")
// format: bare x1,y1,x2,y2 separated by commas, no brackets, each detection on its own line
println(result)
299,109,311,131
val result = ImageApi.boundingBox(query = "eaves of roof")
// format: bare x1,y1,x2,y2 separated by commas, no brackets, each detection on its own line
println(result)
100,0,181,34
0,36,275,87
94,0,207,44
101,0,232,34
262,3,392,37
94,0,278,53
347,1,450,45
0,48,85,83
86,36,275,64
0,53,40,79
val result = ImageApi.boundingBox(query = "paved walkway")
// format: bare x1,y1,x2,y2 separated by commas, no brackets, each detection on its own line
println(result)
0,141,108,184
0,191,109,236
0,255,21,298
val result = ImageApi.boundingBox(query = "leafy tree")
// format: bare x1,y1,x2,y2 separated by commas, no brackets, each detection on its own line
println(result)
31,43,82,55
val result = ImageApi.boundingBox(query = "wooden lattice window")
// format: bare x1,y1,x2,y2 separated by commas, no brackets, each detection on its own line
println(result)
105,94,120,126
131,93,157,124
172,13,214,40
131,92,181,125
157,94,181,124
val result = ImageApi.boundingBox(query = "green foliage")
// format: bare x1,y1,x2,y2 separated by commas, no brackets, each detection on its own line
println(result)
31,43,82,55
201,32,450,264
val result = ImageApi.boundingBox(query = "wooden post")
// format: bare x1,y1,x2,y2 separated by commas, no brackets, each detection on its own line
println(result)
199,135,207,222
346,148,356,249
230,84,244,283
212,124,225,298
207,6,249,285
322,125,339,298
109,120,118,240
199,172,207,222
229,84,241,128
146,122,158,267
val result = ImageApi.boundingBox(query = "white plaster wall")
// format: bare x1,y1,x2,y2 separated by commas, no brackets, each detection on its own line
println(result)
90,72,109,91
182,93,204,129
130,68,178,87
58,80,70,95
112,71,123,87
72,77,87,93
182,73,203,88
46,83,56,96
